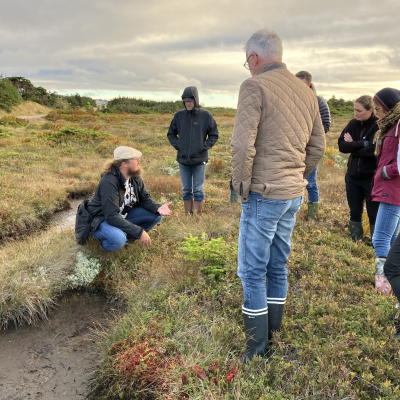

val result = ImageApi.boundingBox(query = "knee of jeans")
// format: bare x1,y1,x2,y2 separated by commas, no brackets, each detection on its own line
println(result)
108,232,127,251
155,215,163,224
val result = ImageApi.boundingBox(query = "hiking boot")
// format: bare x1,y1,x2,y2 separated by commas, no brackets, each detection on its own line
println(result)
375,257,392,295
349,221,363,241
307,201,319,220
241,310,268,363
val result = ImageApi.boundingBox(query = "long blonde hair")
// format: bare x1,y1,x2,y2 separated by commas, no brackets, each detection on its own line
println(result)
102,159,123,175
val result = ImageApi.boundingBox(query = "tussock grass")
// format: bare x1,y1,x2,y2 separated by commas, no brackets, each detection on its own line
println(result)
0,227,79,328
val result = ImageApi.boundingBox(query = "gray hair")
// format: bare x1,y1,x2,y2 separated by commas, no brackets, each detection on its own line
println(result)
295,71,312,84
245,29,283,60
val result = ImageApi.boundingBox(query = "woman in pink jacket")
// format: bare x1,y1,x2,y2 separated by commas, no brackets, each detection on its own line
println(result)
383,137,400,338
369,88,400,295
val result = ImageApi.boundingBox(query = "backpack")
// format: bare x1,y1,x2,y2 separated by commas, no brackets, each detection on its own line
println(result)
75,200,93,245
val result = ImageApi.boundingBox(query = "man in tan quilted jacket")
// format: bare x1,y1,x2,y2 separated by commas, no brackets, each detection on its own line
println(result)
231,29,325,362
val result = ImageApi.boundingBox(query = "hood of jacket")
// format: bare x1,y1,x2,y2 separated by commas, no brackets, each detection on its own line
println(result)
182,86,200,114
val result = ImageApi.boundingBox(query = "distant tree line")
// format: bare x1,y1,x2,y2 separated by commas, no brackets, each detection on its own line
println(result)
0,74,355,117
103,95,355,117
326,96,354,117
103,97,183,114
0,75,96,111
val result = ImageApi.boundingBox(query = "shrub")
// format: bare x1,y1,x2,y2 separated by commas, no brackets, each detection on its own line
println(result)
180,233,237,280
0,116,27,126
63,93,96,109
104,97,183,114
65,252,101,289
327,96,354,117
40,126,110,143
324,145,339,160
325,158,335,167
0,76,22,111
208,158,224,174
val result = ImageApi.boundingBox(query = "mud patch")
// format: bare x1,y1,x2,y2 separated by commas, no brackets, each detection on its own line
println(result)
52,198,83,230
0,293,112,400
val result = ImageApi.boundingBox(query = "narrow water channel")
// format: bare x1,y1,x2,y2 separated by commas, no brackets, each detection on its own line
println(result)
0,199,111,400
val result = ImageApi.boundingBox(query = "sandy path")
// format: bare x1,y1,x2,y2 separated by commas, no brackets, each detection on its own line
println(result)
16,115,47,120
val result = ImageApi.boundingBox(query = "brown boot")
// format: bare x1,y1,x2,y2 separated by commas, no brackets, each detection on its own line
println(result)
193,201,203,215
184,200,193,216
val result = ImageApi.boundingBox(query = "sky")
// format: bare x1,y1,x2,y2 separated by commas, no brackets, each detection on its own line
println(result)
1,0,400,108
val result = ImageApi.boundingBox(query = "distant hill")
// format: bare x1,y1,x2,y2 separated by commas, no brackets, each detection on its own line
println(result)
0,100,51,117
0,75,96,112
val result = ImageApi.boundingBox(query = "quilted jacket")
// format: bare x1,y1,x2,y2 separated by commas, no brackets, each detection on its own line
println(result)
231,61,326,201
369,121,400,206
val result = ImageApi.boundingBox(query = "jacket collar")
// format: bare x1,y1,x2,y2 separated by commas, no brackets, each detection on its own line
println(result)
110,166,127,189
359,114,378,126
256,61,287,76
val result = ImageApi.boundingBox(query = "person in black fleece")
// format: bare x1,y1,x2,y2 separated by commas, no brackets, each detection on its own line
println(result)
167,86,219,215
295,71,331,220
338,95,379,241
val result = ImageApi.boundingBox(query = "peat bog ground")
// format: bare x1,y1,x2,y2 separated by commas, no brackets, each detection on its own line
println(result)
1,110,400,399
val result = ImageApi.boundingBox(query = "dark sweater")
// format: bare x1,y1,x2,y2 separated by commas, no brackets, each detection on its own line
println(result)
338,114,379,179
317,96,331,133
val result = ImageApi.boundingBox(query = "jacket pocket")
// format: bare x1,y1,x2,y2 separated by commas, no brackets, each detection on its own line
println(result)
263,183,271,197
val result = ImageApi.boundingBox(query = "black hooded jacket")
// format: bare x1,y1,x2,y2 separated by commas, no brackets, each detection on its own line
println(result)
167,86,219,165
338,114,379,179
87,167,161,239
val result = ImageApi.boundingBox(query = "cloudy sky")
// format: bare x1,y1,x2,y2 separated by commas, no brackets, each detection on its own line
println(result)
1,0,400,107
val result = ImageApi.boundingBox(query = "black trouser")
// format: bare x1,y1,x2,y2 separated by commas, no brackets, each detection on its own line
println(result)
384,235,400,302
345,174,379,224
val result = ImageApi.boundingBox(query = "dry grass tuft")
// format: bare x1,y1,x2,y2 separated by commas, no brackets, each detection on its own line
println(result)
144,175,182,199
0,228,79,328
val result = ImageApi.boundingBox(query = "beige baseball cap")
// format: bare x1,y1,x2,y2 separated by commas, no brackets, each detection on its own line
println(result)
114,146,142,161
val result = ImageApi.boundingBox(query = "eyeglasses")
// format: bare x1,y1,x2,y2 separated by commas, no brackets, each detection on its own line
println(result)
244,53,257,70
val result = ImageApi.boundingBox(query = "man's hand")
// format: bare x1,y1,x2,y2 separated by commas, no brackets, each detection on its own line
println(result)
140,230,151,245
344,133,353,142
157,202,173,216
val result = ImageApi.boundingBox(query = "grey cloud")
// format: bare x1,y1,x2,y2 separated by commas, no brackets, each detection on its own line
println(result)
1,0,400,105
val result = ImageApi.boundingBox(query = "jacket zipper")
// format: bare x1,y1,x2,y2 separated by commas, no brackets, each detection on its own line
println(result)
188,116,193,161
357,124,365,176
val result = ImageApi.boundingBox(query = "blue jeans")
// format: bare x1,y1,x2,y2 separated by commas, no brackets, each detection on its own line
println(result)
238,192,303,315
91,206,162,252
372,202,400,258
178,163,206,202
306,165,319,202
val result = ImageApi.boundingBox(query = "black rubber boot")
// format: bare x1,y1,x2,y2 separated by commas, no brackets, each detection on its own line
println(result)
268,304,285,341
349,221,363,241
241,312,268,363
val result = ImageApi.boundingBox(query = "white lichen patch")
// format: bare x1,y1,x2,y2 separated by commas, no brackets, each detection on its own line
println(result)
66,252,101,289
